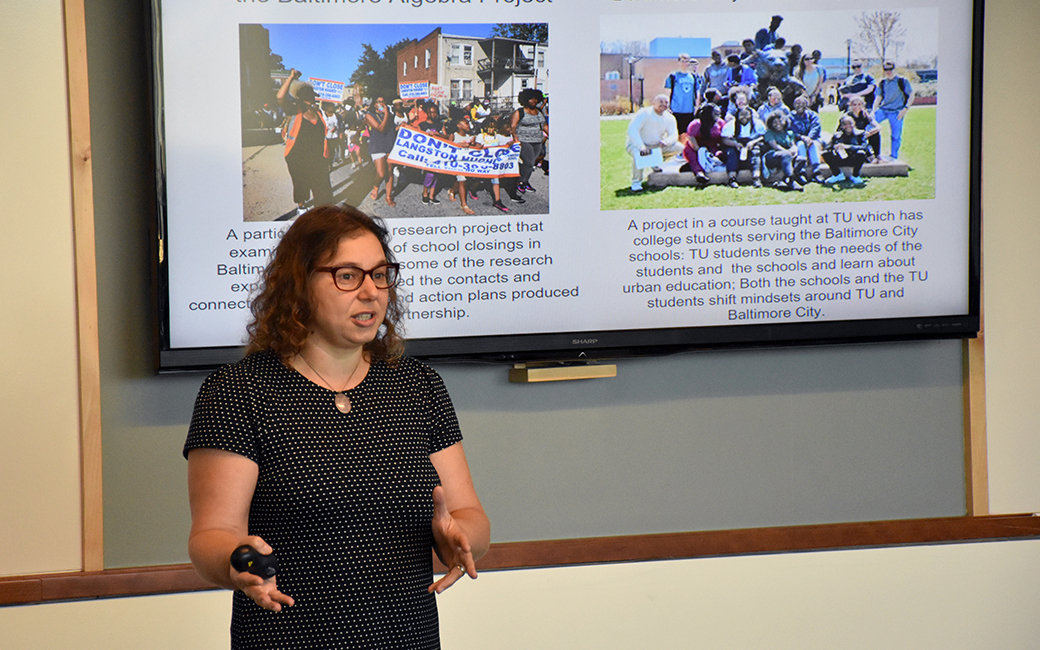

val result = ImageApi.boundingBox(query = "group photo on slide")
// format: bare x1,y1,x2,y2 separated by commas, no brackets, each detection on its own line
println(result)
239,22,549,223
599,8,938,210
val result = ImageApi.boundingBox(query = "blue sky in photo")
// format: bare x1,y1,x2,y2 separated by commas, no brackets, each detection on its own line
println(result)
263,23,501,85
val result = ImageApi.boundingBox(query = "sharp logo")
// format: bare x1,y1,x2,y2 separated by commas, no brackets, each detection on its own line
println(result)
572,339,598,345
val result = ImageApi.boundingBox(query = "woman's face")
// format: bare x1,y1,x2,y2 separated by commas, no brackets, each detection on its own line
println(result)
768,90,782,106
307,232,390,353
850,99,864,114
840,118,855,133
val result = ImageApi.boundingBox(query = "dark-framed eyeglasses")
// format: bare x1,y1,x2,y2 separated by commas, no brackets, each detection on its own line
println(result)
316,263,400,291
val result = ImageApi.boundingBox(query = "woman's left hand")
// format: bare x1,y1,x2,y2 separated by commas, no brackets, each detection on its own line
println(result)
428,485,477,594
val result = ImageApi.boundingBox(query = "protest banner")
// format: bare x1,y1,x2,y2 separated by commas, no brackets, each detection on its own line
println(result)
308,77,345,103
399,81,430,100
388,125,520,178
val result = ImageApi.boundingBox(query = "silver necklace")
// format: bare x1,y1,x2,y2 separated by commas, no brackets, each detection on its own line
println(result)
297,352,363,414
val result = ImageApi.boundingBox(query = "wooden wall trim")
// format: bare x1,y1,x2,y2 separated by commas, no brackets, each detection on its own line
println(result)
5,515,1039,607
965,337,989,515
62,0,105,571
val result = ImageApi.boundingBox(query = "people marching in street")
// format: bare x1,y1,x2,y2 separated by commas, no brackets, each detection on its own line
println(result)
322,103,340,170
510,88,549,196
276,69,334,216
474,116,512,213
339,98,363,169
448,116,478,216
364,96,397,207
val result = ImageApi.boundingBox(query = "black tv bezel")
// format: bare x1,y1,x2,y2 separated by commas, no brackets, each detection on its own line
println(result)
153,1,983,373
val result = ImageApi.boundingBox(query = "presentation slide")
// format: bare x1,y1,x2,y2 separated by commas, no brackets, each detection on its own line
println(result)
157,0,975,354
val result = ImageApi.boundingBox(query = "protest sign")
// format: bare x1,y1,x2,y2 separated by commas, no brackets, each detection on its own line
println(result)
399,81,430,100
388,125,520,178
308,77,345,103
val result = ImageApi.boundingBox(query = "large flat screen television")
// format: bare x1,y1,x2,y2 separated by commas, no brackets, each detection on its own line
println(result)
153,0,981,371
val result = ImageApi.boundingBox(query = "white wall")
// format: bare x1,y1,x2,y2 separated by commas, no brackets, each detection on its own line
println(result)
3,540,1040,649
981,0,1040,515
0,0,84,577
2,0,1040,647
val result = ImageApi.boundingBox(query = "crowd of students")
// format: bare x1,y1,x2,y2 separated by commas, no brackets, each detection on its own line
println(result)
627,14,916,193
276,77,548,216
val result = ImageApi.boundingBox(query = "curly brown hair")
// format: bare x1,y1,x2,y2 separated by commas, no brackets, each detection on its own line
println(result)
244,205,405,363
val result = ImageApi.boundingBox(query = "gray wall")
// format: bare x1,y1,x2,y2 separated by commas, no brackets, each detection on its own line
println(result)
87,1,965,568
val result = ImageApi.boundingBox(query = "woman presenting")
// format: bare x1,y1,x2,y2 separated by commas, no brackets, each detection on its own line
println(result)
185,205,490,649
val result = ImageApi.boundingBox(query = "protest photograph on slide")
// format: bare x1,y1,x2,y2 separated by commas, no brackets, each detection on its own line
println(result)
600,8,937,210
239,22,549,223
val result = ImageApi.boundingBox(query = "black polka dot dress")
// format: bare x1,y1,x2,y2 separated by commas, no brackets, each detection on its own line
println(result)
184,351,462,649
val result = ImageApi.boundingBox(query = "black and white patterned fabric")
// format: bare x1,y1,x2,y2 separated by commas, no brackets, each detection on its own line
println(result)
185,351,462,649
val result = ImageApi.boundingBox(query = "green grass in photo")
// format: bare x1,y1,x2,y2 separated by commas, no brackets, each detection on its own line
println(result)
600,106,936,211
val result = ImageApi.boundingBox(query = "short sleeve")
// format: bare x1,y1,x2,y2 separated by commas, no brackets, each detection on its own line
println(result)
419,363,463,454
183,361,263,463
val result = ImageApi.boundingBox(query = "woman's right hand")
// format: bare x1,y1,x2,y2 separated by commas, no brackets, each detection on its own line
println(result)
229,536,295,612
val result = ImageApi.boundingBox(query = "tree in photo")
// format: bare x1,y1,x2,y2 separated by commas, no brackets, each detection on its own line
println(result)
600,39,649,56
491,23,548,43
350,39,412,100
855,11,906,63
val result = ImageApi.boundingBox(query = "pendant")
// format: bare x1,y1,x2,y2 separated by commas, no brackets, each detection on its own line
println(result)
334,392,351,414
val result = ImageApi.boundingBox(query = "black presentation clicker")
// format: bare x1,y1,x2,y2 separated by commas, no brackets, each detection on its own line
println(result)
230,545,279,579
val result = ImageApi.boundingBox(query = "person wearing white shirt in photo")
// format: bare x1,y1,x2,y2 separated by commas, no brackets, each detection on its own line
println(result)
323,103,340,168
626,94,682,192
